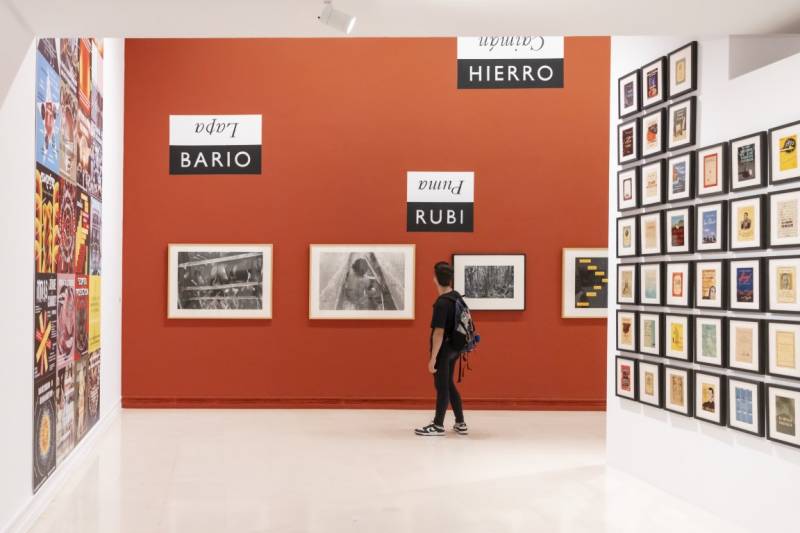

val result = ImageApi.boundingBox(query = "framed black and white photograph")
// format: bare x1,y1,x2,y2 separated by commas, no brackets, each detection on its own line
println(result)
730,131,767,191
767,320,800,380
667,41,697,98
695,260,726,310
696,142,729,197
769,120,800,185
561,248,608,318
664,313,692,362
729,195,765,251
639,262,663,306
665,206,693,254
694,315,726,368
641,56,667,109
617,263,638,305
767,256,800,314
617,310,637,353
617,167,640,211
452,253,525,311
727,377,764,437
665,261,692,308
769,188,800,248
618,119,640,165
167,244,273,320
728,318,763,374
666,151,694,202
664,365,693,417
695,201,727,252
766,384,800,448
641,108,666,158
309,244,415,320
694,371,726,426
728,258,763,312
638,361,663,408
639,312,662,356
640,211,664,256
617,216,638,257
667,96,696,151
640,159,665,207
618,69,641,119
616,356,638,400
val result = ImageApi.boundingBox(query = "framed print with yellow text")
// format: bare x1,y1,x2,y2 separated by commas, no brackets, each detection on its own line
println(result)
561,248,608,318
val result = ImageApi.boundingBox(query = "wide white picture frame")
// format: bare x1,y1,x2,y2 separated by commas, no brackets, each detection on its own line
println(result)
665,262,691,307
768,257,800,313
767,321,800,379
728,319,762,374
639,312,662,356
561,248,608,318
769,188,800,248
695,260,725,310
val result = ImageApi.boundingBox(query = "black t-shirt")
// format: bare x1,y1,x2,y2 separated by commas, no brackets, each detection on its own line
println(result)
430,291,459,351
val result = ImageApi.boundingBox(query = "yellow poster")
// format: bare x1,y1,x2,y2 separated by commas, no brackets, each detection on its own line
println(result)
780,134,798,172
676,58,686,84
702,269,717,301
777,330,796,369
88,276,101,353
671,323,684,352
737,205,755,242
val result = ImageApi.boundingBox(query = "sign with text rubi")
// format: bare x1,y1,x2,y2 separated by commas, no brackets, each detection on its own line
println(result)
457,36,564,89
169,115,262,174
407,171,474,232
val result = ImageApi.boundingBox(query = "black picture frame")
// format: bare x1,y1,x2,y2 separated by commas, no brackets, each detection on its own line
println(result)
616,310,638,353
694,259,728,310
617,166,641,212
729,131,768,191
728,194,766,251
663,313,694,362
664,364,694,417
641,56,668,109
666,150,695,202
727,376,765,437
768,120,800,186
767,187,800,249
667,41,698,99
641,108,667,158
638,262,664,306
664,205,694,254
695,201,728,252
638,311,663,357
640,159,666,207
766,256,800,315
618,119,641,165
726,318,765,375
664,260,693,308
728,257,765,312
615,356,639,401
639,211,665,256
693,315,728,369
637,360,664,408
694,370,727,426
616,263,639,305
766,383,800,449
618,68,641,119
451,253,526,311
667,96,696,151
616,216,639,258
696,142,730,198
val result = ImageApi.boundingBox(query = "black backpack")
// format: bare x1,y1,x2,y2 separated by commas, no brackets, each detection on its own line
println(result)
442,292,480,381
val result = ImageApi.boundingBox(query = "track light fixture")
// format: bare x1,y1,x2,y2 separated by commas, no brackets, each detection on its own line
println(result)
318,1,356,35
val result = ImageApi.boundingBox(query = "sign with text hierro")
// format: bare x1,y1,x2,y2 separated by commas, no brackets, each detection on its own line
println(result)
407,171,474,232
457,36,564,89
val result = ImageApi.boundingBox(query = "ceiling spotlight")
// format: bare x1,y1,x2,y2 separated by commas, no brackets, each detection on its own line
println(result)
318,1,356,35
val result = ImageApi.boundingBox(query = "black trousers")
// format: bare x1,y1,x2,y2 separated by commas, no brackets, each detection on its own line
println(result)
433,347,465,426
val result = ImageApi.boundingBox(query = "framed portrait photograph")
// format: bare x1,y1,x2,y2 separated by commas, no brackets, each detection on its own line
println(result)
696,142,729,197
728,258,764,312
769,188,800,248
561,248,608,318
618,119,640,165
767,384,800,448
694,315,726,368
639,312,662,356
617,167,640,211
639,262,663,306
666,151,694,202
453,253,525,311
167,243,273,320
667,96,696,151
618,69,641,119
695,202,727,252
617,216,638,257
641,56,667,109
695,260,726,310
638,361,663,408
617,263,638,305
641,108,666,158
728,377,764,437
668,41,697,98
617,310,637,353
769,120,800,185
730,131,767,191
665,206,693,254
729,195,764,250
767,320,800,380
664,313,692,361
665,261,692,307
694,371,726,426
767,256,800,313
640,159,665,207
728,318,763,374
616,356,638,400
309,244,415,320
664,365,693,416
639,211,664,256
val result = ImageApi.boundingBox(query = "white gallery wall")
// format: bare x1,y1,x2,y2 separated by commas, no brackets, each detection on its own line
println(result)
0,38,124,532
607,37,800,533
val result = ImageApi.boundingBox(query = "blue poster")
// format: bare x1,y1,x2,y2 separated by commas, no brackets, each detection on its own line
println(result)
35,44,61,173
735,387,753,424
702,211,717,244
672,161,686,194
737,267,754,303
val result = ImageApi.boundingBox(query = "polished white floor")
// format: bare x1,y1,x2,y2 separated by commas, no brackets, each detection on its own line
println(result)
27,409,749,533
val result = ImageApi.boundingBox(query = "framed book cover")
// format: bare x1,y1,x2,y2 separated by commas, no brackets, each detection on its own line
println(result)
641,56,668,109
696,142,729,197
769,188,800,248
729,195,765,251
618,119,640,165
694,371,727,426
664,365,693,417
769,120,800,185
728,258,764,312
640,159,666,207
694,315,726,368
666,151,695,202
730,131,767,191
665,261,692,308
664,313,693,362
616,356,638,400
728,318,764,374
617,263,638,305
727,377,765,437
639,262,663,306
667,96,696,151
767,320,800,380
695,260,726,310
639,312,662,356
665,206,693,254
617,216,638,258
617,310,638,353
641,108,667,158
639,211,664,256
767,256,800,314
695,201,727,252
618,69,641,119
617,166,640,211
766,384,800,448
667,41,698,99
638,361,663,408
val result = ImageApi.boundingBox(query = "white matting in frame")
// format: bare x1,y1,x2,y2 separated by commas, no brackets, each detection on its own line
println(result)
453,253,525,311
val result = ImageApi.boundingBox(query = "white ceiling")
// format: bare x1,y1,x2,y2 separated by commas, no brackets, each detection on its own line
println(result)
5,0,800,37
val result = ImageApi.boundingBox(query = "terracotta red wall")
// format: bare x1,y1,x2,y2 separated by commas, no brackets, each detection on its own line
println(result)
122,37,610,409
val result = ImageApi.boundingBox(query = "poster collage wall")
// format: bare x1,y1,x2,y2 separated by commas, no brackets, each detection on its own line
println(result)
614,40,800,449
33,37,103,492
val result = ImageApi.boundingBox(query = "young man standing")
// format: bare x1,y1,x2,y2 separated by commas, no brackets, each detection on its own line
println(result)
415,262,468,436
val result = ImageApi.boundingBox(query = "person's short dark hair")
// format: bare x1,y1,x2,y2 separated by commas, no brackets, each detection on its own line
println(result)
434,262,453,287
352,258,369,276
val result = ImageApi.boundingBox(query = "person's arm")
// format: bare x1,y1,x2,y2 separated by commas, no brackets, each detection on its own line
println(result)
429,328,444,373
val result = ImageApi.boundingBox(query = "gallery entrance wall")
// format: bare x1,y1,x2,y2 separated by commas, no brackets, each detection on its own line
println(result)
122,37,610,408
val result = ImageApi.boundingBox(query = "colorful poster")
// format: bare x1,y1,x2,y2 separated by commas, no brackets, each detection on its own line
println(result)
56,274,76,368
74,355,89,444
736,267,754,303
34,274,58,381
58,38,78,91
703,153,718,187
737,143,756,181
702,210,718,244
87,350,101,429
644,269,657,299
620,317,633,345
74,188,90,274
88,276,101,353
76,110,92,190
702,269,717,300
74,274,89,358
646,68,658,98
623,81,634,107
33,374,57,491
35,40,61,173
573,257,608,309
89,199,101,275
55,361,75,462
671,323,684,352
671,161,686,194
735,387,753,424
671,272,683,297
780,135,798,173
621,364,631,391
88,44,103,201
622,127,634,156
58,79,78,182
78,38,91,116
57,179,77,274
671,214,684,247
35,166,58,273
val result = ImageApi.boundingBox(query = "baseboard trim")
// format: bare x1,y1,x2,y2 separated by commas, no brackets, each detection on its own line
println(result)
122,397,606,411
4,401,122,533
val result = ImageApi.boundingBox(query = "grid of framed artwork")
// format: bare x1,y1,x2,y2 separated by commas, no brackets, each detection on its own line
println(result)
614,40,800,450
